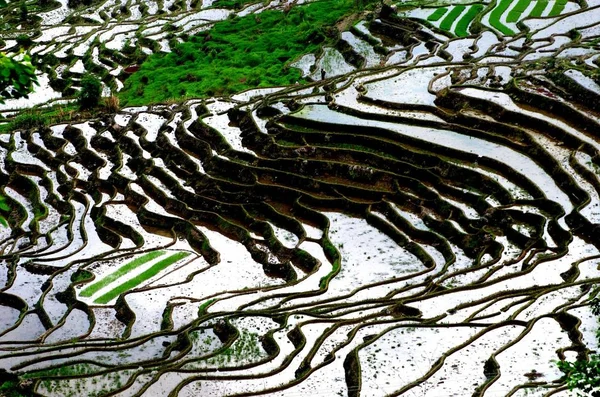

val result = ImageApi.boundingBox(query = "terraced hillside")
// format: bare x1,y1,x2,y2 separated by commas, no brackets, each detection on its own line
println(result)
2,0,600,396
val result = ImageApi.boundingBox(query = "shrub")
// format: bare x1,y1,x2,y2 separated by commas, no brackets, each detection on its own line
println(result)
78,74,102,109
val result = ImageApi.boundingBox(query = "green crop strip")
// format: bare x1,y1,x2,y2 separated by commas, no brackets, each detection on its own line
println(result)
529,0,548,17
210,0,262,8
506,0,531,22
94,252,191,304
119,0,361,105
80,251,166,297
0,195,8,228
439,5,466,31
455,4,484,36
427,7,448,21
548,0,567,16
489,0,516,35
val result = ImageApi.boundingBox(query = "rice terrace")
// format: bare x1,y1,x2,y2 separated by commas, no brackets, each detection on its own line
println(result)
1,0,600,395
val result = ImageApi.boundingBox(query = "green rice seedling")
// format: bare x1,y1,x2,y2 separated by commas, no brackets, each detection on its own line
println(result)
506,0,532,22
94,252,190,304
455,4,484,36
489,0,516,35
548,0,567,16
427,7,448,21
528,0,548,17
440,5,466,32
80,251,166,297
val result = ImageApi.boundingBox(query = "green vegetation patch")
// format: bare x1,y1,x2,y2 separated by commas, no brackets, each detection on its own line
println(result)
489,0,516,35
427,7,448,21
0,104,87,134
22,363,98,379
455,4,483,36
0,194,9,227
210,0,263,9
119,0,358,105
529,0,548,17
439,5,465,31
80,251,166,297
506,0,530,22
548,0,567,16
207,330,262,365
94,252,191,304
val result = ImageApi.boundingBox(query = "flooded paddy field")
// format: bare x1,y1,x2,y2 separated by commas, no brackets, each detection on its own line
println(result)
1,0,600,395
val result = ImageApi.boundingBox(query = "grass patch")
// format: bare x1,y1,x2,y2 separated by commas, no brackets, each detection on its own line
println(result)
119,0,361,105
427,7,447,21
94,252,191,304
80,251,166,297
455,4,484,36
439,5,466,31
0,103,85,133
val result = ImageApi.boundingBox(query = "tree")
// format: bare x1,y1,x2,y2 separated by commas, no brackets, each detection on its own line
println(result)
557,357,600,396
0,52,38,104
78,74,102,109
557,295,600,396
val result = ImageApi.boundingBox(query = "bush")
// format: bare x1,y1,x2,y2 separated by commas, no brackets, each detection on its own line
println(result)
78,74,102,109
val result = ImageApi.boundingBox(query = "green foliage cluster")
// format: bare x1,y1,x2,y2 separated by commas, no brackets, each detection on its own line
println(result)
119,0,356,105
78,74,102,110
0,379,28,397
558,358,600,396
0,53,37,104
557,293,600,396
